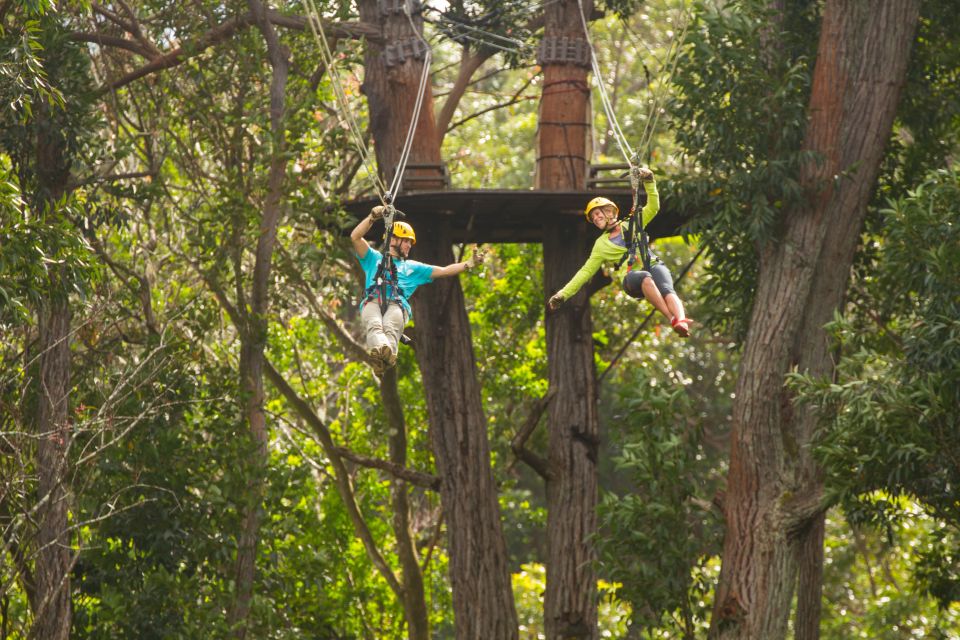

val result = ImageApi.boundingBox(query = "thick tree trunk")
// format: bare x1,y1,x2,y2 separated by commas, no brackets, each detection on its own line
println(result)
357,2,518,636
538,1,598,638
30,295,73,640
411,223,520,639
358,0,442,192
710,3,921,639
227,2,289,636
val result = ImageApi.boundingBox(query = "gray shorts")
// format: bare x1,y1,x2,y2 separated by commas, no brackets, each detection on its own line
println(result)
627,263,675,297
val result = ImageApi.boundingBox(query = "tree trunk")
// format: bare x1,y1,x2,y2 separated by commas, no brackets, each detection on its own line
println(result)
357,2,518,636
538,1,598,638
26,98,74,640
29,295,73,640
411,222,520,639
710,3,921,638
227,2,289,635
358,0,442,192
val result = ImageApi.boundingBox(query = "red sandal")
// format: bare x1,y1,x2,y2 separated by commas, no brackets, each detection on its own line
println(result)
671,316,693,338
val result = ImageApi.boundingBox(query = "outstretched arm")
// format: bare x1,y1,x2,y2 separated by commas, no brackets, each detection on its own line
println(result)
350,206,386,258
431,245,487,279
638,170,660,229
548,249,605,309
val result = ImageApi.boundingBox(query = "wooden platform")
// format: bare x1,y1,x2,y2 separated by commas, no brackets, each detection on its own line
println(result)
341,189,690,244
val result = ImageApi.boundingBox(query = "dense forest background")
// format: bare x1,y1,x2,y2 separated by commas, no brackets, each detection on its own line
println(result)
1,0,958,638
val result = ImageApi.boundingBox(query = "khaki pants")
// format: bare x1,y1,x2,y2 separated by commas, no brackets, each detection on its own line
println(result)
361,301,406,358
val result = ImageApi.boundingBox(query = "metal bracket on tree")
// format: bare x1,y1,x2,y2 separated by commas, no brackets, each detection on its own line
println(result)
537,36,592,68
383,37,430,67
378,0,421,17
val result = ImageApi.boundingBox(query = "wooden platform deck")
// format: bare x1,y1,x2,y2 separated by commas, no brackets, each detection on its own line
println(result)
342,189,690,244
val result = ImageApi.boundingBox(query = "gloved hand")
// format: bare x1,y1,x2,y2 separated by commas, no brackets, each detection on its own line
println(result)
370,205,387,220
548,292,565,310
637,167,654,183
465,245,487,270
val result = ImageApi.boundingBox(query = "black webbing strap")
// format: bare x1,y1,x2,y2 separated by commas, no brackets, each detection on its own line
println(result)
616,165,652,271
361,205,406,313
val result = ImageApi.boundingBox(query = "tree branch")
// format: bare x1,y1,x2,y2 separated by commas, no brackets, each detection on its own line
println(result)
510,388,555,480
436,47,493,144
69,32,152,57
446,72,537,133
333,444,439,490
264,359,404,596
94,11,379,94
781,489,829,534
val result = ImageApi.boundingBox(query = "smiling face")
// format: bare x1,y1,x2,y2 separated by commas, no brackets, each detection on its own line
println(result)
389,235,414,258
589,204,619,231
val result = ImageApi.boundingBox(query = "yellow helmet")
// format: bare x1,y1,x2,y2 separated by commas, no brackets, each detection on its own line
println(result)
391,221,416,244
583,196,619,221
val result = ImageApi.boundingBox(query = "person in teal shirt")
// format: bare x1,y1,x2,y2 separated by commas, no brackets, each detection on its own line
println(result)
547,168,692,337
351,206,487,371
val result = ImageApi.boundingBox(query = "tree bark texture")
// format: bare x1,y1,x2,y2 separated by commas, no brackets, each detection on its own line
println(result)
411,223,520,639
358,0,443,192
538,1,598,638
29,295,73,640
27,99,74,640
227,1,290,636
710,3,921,639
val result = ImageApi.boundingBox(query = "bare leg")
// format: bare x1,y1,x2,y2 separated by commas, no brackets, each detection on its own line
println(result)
664,293,686,323
641,276,673,323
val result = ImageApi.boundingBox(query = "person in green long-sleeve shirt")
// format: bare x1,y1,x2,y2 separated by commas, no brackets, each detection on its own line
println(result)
547,167,692,337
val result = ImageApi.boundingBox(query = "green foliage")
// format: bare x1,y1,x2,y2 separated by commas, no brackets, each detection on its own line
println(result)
596,361,723,636
0,193,101,321
790,169,960,609
820,507,960,640
0,1,63,119
428,0,536,68
669,0,817,339
5,0,959,636
882,1,960,189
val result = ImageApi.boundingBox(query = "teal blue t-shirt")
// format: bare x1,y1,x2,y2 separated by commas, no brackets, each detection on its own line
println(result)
356,247,435,315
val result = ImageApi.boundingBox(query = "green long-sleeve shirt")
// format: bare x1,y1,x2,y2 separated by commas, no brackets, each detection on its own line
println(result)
557,181,660,300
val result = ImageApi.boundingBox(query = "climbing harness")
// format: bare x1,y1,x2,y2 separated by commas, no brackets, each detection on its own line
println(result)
301,0,433,339
625,164,653,271
362,209,410,314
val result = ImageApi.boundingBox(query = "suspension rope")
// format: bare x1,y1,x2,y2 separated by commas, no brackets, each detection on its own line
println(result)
302,0,387,202
301,0,434,207
576,0,691,169
422,10,532,53
635,10,691,163
577,0,635,167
